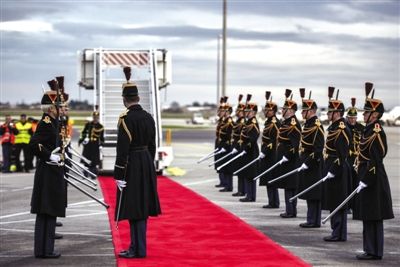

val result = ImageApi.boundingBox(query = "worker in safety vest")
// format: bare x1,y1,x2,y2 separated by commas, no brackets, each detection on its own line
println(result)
13,114,33,172
0,115,18,173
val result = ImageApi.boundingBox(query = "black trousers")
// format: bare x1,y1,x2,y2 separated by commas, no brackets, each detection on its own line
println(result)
223,173,233,190
237,175,245,194
14,143,32,171
244,178,256,200
330,209,347,240
34,214,56,257
363,220,383,257
128,219,147,257
306,200,321,226
266,186,280,207
2,143,12,172
284,189,297,216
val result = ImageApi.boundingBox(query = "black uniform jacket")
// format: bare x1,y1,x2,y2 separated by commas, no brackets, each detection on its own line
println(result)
214,117,224,171
259,116,280,186
227,116,246,174
236,116,260,180
79,121,104,165
298,116,325,200
275,115,301,189
353,120,394,221
321,118,351,211
215,116,234,173
114,104,161,221
30,113,66,217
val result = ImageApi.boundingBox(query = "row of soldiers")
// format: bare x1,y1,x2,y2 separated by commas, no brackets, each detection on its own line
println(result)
210,83,393,260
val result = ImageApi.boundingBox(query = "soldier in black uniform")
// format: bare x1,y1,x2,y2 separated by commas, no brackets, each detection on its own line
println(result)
29,80,67,258
231,95,246,197
216,99,234,192
353,82,394,260
321,87,351,242
259,91,281,209
345,97,364,208
297,88,324,228
275,89,301,218
214,97,227,188
237,100,260,202
79,110,104,176
114,67,161,259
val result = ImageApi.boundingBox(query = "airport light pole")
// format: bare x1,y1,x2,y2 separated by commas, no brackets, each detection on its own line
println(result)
221,0,227,98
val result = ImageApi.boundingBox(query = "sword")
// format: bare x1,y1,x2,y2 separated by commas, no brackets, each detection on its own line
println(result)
289,178,324,202
216,150,246,171
322,187,360,224
208,149,237,167
233,152,265,175
253,156,288,181
197,148,220,163
268,163,308,185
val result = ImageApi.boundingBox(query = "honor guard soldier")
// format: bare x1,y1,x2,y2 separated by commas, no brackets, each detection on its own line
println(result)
353,82,394,260
114,67,161,259
216,98,234,192
214,97,227,188
275,89,301,218
78,108,104,176
231,95,247,197
259,91,281,209
345,98,365,203
237,98,260,202
297,88,325,227
321,87,351,242
30,79,67,258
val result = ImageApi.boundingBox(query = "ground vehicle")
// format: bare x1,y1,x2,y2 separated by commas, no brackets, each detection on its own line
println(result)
78,48,173,174
191,113,205,124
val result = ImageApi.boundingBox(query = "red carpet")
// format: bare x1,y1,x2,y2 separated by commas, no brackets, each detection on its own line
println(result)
98,176,310,267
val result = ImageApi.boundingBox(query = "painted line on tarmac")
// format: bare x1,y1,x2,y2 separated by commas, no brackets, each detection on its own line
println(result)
0,186,33,193
0,200,103,219
0,211,107,225
0,211,30,219
0,228,110,238
0,254,115,258
182,178,216,186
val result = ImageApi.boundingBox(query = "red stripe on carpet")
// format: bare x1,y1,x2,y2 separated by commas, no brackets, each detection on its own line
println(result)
98,176,310,267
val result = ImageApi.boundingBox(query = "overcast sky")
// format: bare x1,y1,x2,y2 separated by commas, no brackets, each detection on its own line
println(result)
1,0,399,109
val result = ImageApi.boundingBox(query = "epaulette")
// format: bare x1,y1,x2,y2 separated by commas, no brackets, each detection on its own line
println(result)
315,119,321,127
42,116,51,124
251,118,257,124
272,117,277,124
373,123,381,133
339,121,346,129
119,109,129,118
290,118,296,126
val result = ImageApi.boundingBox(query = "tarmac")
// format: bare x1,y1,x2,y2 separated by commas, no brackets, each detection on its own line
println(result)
0,126,399,266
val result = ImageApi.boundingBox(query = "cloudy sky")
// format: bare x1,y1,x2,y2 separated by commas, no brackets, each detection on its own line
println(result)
1,0,399,109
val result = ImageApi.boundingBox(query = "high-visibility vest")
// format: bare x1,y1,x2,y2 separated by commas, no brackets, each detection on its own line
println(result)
0,124,15,144
15,122,33,144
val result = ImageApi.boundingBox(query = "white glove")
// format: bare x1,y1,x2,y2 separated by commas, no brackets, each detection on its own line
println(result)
322,172,335,182
231,148,238,154
49,154,61,162
357,181,367,193
82,137,89,145
116,180,127,191
99,146,103,150
259,152,265,159
279,156,288,164
299,163,308,171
